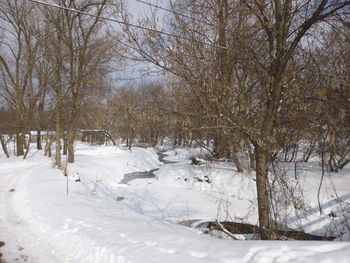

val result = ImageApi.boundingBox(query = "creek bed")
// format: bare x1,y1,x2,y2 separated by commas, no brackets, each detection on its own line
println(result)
119,169,159,184
120,151,177,184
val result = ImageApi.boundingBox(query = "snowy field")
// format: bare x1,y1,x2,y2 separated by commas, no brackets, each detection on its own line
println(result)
0,142,350,263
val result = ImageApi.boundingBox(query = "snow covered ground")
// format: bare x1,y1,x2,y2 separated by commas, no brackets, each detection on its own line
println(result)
0,142,350,263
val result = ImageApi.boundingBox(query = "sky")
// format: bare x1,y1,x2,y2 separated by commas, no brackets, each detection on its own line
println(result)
127,0,169,19
114,0,171,85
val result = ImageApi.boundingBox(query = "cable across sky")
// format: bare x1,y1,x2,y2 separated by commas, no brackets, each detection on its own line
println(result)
27,0,228,50
134,0,214,26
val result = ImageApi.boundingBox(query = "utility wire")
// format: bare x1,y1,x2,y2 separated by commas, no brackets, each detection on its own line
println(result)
134,0,214,26
27,0,227,50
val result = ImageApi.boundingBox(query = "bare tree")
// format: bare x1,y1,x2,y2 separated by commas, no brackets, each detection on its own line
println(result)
123,0,350,239
0,0,44,156
38,0,119,164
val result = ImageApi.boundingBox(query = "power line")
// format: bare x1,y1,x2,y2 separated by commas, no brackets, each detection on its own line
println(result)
27,0,227,50
134,0,214,26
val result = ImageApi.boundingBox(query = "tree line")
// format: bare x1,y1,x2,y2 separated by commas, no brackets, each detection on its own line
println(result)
0,0,120,165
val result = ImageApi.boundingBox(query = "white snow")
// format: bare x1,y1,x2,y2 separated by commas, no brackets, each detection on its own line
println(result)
0,142,349,263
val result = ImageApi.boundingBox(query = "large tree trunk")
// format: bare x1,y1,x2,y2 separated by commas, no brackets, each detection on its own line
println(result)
37,131,42,150
63,134,67,155
36,86,46,151
213,134,226,158
54,62,63,167
67,98,77,163
16,132,25,156
36,95,46,150
15,99,25,156
254,144,271,239
55,101,62,168
253,70,284,239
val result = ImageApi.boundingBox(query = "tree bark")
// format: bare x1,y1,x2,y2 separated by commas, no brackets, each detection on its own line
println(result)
36,86,47,150
23,133,31,159
16,132,25,156
254,143,271,239
67,100,77,163
55,101,62,168
229,145,244,172
44,138,53,157
63,134,67,155
37,130,42,150
0,135,10,158
67,125,75,163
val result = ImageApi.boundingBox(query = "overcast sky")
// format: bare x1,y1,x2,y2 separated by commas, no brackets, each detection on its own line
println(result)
114,0,170,85
127,0,169,21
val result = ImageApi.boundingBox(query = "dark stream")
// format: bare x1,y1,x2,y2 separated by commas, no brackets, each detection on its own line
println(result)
119,169,159,184
157,152,176,164
119,151,176,185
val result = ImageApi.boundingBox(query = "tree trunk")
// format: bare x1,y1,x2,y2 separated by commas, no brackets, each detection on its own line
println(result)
23,133,31,159
63,134,67,155
67,125,75,163
252,74,283,240
229,145,244,172
302,140,316,162
101,131,116,146
44,138,53,157
0,135,10,158
55,100,62,168
16,132,25,156
36,89,46,151
254,143,271,239
67,91,78,163
328,132,338,172
37,130,42,150
128,137,132,150
15,99,25,157
248,147,256,170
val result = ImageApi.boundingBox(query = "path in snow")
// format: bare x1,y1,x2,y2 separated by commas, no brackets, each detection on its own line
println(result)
0,158,35,263
0,156,62,263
